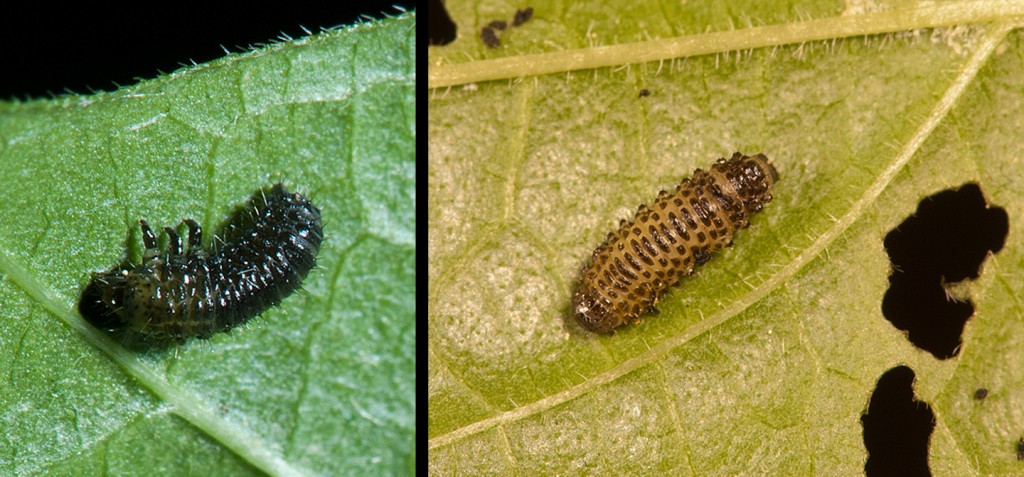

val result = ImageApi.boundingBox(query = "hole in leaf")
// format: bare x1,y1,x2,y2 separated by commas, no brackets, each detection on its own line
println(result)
429,0,457,45
862,365,935,477
882,183,1008,359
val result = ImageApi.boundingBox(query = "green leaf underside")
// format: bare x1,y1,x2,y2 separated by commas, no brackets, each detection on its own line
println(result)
0,12,414,477
430,2,1024,475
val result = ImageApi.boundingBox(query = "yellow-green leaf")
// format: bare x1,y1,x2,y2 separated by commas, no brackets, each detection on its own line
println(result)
430,2,1023,474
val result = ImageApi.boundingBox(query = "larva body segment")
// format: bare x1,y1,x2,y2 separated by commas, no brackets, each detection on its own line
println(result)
80,183,323,344
573,153,778,333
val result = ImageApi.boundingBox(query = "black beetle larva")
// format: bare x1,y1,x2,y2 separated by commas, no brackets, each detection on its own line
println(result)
79,183,323,344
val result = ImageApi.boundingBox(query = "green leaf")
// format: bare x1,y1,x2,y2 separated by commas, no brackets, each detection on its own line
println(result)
0,12,415,477
430,2,1023,474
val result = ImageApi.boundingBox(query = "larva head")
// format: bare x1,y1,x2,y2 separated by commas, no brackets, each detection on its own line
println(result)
79,267,132,331
716,153,779,212
81,265,167,337
572,285,620,333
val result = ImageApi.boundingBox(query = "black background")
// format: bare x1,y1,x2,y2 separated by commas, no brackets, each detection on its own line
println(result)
0,3,416,99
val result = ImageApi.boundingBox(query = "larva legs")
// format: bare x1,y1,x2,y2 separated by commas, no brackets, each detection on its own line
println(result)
164,227,183,255
140,219,205,259
184,219,202,250
140,220,158,249
140,220,159,261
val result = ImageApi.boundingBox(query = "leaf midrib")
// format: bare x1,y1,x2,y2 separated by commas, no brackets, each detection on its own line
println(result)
427,0,1024,89
0,246,311,476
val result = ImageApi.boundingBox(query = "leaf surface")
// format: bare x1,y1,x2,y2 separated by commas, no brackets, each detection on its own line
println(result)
0,12,415,477
429,2,1023,474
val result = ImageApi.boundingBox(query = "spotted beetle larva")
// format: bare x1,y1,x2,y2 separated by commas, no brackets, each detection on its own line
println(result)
573,153,778,333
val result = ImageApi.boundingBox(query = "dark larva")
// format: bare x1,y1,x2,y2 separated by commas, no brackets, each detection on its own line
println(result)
79,183,323,344
573,153,778,333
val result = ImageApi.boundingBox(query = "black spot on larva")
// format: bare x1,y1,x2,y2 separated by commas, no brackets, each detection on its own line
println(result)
79,183,323,346
573,153,778,333
1017,437,1024,461
487,20,508,31
973,388,989,400
638,88,651,98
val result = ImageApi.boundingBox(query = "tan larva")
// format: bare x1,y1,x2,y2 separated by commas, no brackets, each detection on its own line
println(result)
573,153,779,333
